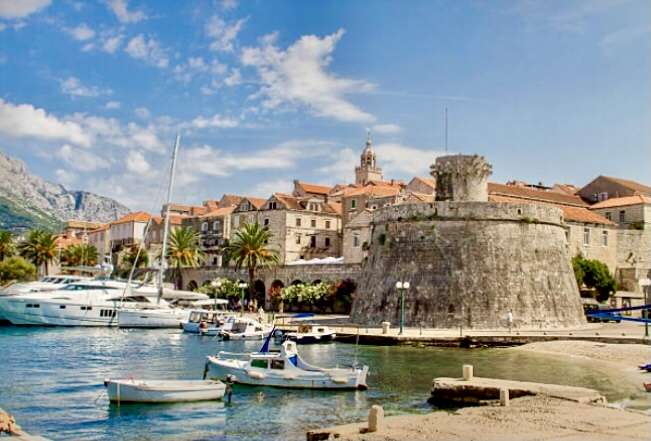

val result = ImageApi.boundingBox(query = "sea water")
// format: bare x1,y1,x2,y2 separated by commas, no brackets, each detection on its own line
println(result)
0,327,643,440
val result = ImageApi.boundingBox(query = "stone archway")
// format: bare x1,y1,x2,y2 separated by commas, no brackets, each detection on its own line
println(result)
253,280,265,311
187,280,199,291
269,279,284,312
334,278,357,314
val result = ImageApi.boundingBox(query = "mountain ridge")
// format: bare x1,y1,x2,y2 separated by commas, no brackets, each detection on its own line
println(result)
0,150,130,233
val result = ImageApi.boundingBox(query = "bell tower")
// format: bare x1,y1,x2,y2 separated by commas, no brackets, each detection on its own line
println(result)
354,131,383,185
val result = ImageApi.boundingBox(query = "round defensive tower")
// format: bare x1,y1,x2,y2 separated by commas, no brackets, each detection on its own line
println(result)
350,154,586,330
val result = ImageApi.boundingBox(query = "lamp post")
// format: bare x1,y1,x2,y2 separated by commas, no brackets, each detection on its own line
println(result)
238,282,248,316
210,279,223,310
640,278,651,338
395,281,410,335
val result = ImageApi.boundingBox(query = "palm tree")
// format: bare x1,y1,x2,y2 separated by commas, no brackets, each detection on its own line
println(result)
167,227,204,289
18,229,57,276
0,230,16,261
61,243,98,267
222,222,279,303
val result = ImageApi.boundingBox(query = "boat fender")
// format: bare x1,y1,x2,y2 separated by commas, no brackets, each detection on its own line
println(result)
246,370,266,379
331,377,348,384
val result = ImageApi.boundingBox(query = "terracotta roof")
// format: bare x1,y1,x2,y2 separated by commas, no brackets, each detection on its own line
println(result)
269,192,300,210
236,196,266,210
489,195,614,225
199,206,236,218
344,185,401,198
219,194,243,207
410,176,436,190
65,220,103,230
295,181,333,195
601,176,651,196
367,179,405,188
488,182,588,207
150,215,184,226
551,184,579,196
589,195,651,210
88,224,109,233
326,201,342,215
112,211,152,225
55,233,83,248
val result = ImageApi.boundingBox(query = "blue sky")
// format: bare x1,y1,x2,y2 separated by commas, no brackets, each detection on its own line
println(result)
0,0,649,211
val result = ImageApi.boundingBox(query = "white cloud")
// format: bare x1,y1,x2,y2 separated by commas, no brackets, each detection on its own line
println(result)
600,25,651,54
125,34,168,68
101,33,123,53
205,14,247,52
317,147,356,183
221,0,238,10
372,123,401,134
0,0,50,19
106,0,146,24
186,113,239,130
65,23,95,41
105,100,121,109
126,150,151,174
0,98,91,146
55,168,77,186
134,107,150,119
224,68,241,87
374,143,440,176
57,144,110,171
173,56,210,83
241,29,375,123
60,76,112,98
252,179,293,198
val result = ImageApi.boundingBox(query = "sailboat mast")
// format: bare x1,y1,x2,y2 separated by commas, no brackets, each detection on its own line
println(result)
158,133,181,304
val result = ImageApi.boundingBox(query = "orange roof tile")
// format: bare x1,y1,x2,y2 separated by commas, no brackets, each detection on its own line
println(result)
344,185,401,198
199,206,236,218
296,181,333,195
488,182,588,207
489,195,614,225
589,195,651,210
220,194,243,207
112,211,152,225
326,201,343,215
410,176,436,189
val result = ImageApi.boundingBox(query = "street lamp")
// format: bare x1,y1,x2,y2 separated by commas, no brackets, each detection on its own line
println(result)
210,279,223,310
395,281,410,335
238,282,248,316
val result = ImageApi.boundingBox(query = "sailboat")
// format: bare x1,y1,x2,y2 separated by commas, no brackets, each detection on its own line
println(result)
117,134,195,328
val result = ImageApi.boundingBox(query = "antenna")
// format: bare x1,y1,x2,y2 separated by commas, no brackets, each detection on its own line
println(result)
444,107,448,153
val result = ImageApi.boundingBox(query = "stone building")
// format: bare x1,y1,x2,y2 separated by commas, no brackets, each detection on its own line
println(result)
589,195,651,229
351,154,586,330
342,209,373,264
144,214,184,257
181,206,235,267
405,176,436,195
578,175,651,203
87,224,110,262
292,181,333,201
354,133,384,185
108,211,152,252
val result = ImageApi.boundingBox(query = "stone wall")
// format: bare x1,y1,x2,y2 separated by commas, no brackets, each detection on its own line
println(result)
351,201,586,329
430,155,492,202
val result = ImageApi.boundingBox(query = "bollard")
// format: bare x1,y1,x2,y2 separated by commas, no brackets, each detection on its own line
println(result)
381,321,390,334
367,405,384,433
500,388,510,407
462,364,473,381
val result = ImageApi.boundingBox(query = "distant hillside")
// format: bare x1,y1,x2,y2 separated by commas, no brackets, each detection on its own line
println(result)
0,150,130,233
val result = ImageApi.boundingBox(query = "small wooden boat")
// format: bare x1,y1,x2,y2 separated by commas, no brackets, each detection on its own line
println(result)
220,318,271,340
206,340,368,390
104,379,226,403
283,324,336,344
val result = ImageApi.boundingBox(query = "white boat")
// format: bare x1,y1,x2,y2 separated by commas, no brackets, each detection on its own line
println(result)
0,279,201,327
219,318,272,340
182,303,233,335
104,379,225,403
117,290,208,329
206,340,369,390
283,325,337,344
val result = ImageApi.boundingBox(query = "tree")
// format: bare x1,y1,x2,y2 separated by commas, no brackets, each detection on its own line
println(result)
198,277,241,298
118,245,149,278
167,227,204,289
0,230,16,261
18,229,57,276
222,222,279,300
572,255,617,302
61,243,98,267
0,256,37,283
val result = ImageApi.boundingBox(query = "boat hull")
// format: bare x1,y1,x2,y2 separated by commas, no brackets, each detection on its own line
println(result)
286,333,336,344
0,298,116,326
182,322,220,335
118,309,189,328
104,379,226,403
206,356,368,390
221,331,269,340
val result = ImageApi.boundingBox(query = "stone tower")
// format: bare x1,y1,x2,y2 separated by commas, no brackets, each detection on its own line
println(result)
430,154,492,202
354,133,383,185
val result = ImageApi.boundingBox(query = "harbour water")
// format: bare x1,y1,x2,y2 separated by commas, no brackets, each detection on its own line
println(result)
0,327,642,440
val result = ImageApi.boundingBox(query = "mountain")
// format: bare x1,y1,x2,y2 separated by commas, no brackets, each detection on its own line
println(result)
0,151,130,233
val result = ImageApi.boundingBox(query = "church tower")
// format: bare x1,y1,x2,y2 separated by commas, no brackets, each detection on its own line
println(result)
354,132,383,185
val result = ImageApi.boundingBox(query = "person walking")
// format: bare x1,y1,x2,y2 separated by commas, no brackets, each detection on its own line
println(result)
507,310,514,333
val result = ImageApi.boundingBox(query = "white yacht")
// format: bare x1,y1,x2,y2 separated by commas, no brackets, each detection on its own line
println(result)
220,318,272,340
117,289,208,329
0,279,199,327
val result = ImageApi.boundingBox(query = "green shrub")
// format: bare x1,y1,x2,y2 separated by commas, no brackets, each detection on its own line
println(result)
0,256,37,283
572,255,617,302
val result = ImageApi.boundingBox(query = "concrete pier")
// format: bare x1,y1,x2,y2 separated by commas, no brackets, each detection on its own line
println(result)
429,376,607,405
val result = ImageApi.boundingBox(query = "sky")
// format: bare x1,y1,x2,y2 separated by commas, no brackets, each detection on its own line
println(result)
0,0,649,212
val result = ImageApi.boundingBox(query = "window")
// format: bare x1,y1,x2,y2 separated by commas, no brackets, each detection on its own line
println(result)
271,359,285,370
201,222,208,232
605,212,611,221
325,220,331,229
269,201,277,210
233,216,240,227
619,210,625,223
598,192,608,201
295,234,301,245
325,237,331,247
351,199,357,209
264,218,270,227
296,217,302,227
602,230,608,246
310,236,316,248
583,228,590,246
213,221,220,231
311,219,316,228
59,305,66,309
251,359,268,369
353,234,360,247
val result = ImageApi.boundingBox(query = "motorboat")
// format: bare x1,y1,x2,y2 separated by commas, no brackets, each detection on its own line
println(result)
0,279,202,327
117,289,208,329
104,378,226,403
206,340,369,390
283,324,336,344
219,317,272,340
182,302,233,336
